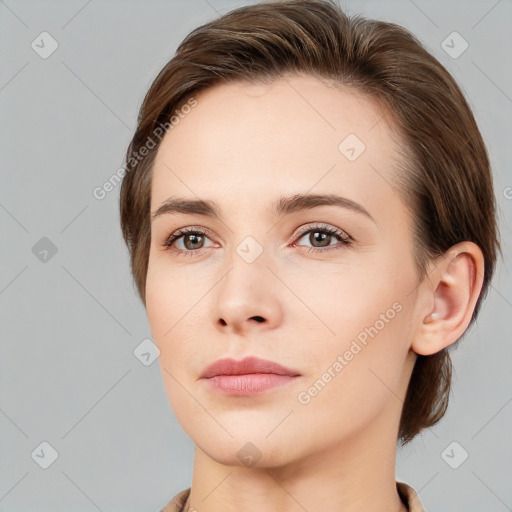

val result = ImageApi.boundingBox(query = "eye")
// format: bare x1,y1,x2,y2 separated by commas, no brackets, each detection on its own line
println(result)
161,223,352,257
162,227,217,257
292,224,352,253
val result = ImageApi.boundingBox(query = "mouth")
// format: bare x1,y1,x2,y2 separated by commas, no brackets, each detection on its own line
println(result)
199,356,301,396
204,374,300,396
200,355,301,378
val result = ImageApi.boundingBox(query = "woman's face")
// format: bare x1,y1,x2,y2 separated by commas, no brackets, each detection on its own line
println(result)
146,74,422,466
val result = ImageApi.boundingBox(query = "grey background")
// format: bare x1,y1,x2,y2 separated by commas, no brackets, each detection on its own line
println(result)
1,0,511,511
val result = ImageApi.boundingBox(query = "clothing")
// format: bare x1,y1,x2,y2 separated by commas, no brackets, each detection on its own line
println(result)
161,480,425,511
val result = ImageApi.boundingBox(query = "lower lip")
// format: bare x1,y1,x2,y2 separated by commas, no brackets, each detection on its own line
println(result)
203,373,300,396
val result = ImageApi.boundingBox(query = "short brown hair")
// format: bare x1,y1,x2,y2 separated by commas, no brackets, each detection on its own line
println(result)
119,0,501,445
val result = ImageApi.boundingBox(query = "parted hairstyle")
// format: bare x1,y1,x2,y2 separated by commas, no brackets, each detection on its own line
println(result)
119,0,501,445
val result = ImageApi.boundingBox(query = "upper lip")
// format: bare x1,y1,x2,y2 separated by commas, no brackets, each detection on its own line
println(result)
200,356,301,378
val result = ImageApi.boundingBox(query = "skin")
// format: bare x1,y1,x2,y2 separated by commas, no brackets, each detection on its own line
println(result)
146,73,484,512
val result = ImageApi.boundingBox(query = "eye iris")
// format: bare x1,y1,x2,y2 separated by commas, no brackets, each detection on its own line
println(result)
184,233,203,250
311,231,330,247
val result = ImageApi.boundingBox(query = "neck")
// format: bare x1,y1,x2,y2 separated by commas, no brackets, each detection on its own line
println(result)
187,404,408,512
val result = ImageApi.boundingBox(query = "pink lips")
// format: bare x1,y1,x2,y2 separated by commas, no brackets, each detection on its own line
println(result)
200,356,301,396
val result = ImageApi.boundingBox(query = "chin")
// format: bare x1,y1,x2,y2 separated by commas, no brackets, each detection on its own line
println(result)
192,431,299,469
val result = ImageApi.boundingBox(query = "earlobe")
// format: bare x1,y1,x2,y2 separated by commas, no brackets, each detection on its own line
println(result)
411,242,485,356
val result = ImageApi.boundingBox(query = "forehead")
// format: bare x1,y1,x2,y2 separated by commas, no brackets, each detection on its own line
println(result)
151,74,404,220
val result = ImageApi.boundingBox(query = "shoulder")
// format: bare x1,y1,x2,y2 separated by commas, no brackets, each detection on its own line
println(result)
160,487,191,512
396,480,426,512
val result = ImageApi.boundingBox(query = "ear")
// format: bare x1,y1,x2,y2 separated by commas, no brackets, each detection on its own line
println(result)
411,241,485,356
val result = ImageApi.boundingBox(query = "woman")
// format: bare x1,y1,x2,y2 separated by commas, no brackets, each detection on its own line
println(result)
119,1,501,510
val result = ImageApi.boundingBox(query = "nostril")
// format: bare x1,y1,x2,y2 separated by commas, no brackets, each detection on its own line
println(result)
251,316,265,323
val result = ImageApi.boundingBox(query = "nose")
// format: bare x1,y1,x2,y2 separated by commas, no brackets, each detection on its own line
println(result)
212,251,284,336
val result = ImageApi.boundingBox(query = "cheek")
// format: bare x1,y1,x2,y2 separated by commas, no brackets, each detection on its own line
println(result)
145,270,171,345
145,261,215,380
287,259,403,342
145,258,202,338
146,265,189,364
290,261,412,411
145,269,203,418
294,306,411,443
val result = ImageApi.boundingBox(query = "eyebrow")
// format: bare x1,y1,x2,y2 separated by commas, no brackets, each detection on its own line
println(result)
151,193,376,224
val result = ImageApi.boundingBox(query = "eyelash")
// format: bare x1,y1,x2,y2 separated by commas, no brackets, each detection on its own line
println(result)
162,224,353,257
